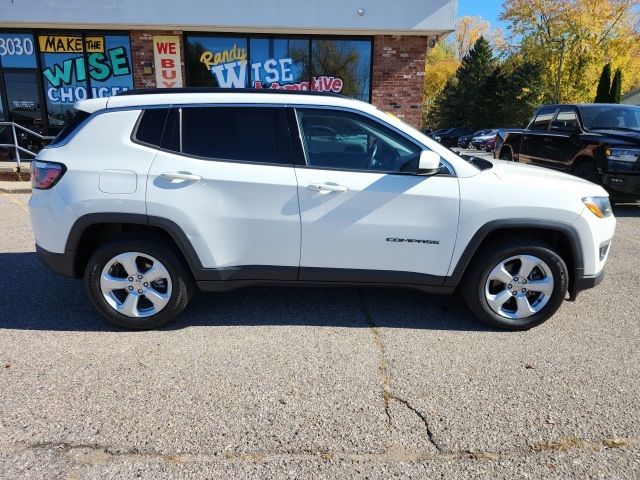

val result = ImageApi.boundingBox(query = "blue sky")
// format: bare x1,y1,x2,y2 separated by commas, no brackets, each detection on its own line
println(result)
458,0,505,29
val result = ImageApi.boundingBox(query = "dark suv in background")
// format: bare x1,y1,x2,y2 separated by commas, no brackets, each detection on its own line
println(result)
434,127,474,147
498,104,640,200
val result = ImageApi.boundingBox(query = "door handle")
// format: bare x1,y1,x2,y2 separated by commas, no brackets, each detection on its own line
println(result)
160,172,202,181
306,183,348,193
543,137,553,143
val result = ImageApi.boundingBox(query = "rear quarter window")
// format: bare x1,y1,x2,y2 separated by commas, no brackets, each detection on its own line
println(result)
133,108,170,147
49,110,91,146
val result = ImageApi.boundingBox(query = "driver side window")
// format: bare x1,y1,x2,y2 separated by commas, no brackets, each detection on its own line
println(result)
296,108,422,173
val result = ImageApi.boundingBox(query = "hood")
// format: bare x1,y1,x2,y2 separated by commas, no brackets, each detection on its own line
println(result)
490,160,608,197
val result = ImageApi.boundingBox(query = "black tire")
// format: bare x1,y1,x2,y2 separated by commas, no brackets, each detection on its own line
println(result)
85,236,194,329
499,149,512,161
573,161,601,185
461,238,568,330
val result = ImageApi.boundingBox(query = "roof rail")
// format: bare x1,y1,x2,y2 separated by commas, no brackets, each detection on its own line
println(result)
117,87,347,98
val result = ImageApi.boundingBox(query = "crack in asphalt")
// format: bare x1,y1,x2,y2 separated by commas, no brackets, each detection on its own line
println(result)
1,438,635,466
389,395,443,452
357,290,443,452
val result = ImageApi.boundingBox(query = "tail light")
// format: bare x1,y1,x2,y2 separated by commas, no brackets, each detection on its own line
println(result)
31,161,66,190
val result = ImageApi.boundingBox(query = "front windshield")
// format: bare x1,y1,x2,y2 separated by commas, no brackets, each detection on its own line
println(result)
580,106,640,131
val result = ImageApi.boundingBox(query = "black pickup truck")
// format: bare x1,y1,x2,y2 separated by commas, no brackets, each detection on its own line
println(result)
496,104,640,200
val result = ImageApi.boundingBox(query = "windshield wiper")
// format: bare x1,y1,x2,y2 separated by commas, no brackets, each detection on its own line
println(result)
589,126,640,133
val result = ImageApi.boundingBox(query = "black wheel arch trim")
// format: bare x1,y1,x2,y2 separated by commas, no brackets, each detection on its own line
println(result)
65,213,224,281
445,219,584,295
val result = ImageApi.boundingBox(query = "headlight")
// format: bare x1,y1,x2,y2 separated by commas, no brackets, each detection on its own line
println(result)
605,147,640,163
582,196,612,218
434,136,441,141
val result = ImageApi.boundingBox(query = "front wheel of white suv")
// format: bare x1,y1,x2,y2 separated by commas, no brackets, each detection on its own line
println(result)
85,236,193,329
461,239,568,330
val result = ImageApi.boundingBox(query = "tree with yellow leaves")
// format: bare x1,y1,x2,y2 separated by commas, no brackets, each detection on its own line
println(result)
423,16,497,125
455,15,491,59
422,42,459,125
500,0,640,103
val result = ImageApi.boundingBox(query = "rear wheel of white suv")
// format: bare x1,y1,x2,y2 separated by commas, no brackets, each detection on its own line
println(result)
85,236,193,329
461,239,568,330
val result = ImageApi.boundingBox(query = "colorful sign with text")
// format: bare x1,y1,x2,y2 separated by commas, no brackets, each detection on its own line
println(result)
40,35,132,104
199,44,343,92
153,35,183,88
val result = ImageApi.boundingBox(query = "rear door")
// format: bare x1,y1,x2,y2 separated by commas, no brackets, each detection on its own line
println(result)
146,105,300,280
292,107,460,283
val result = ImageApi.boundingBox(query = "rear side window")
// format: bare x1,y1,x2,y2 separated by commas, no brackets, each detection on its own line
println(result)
49,110,91,146
134,108,169,147
530,108,556,131
555,108,578,128
180,107,280,164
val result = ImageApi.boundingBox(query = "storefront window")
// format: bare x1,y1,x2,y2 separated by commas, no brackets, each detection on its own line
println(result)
0,33,37,68
185,36,248,88
311,39,371,102
39,33,133,127
184,35,372,101
249,38,309,90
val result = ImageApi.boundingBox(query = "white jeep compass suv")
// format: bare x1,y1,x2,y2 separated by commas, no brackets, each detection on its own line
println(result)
29,89,615,330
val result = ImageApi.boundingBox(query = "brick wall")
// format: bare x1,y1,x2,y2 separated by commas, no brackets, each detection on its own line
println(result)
130,30,186,89
371,35,429,128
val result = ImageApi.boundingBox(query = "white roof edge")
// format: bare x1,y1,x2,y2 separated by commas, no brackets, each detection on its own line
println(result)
104,91,375,109
74,98,109,114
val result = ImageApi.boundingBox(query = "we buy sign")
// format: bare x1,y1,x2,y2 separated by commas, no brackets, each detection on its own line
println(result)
153,36,183,88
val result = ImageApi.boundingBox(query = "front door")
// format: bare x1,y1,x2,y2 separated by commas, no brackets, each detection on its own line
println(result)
146,105,301,281
293,108,460,284
542,107,581,172
519,107,557,166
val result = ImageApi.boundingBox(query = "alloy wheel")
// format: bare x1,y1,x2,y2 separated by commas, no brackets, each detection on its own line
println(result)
484,254,554,319
99,252,172,318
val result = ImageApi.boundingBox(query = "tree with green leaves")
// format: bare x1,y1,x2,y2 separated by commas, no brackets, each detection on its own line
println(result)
429,37,495,128
495,60,545,126
610,68,623,103
594,63,612,103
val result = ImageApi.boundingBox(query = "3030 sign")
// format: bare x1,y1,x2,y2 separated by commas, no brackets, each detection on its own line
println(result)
0,36,34,56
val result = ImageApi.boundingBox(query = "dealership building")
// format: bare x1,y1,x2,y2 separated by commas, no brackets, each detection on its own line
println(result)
0,0,456,137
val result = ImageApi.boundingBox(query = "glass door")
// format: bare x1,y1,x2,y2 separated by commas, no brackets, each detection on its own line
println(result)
2,71,46,155
4,72,44,132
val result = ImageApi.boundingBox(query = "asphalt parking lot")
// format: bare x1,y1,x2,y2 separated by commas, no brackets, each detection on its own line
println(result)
1,191,639,479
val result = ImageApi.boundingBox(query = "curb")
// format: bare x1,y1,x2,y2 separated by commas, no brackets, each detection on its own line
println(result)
0,183,31,194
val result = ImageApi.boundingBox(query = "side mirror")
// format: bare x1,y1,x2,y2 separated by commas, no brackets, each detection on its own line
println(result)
417,151,441,175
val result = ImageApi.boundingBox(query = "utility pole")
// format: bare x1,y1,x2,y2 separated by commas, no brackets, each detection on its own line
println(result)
552,36,566,103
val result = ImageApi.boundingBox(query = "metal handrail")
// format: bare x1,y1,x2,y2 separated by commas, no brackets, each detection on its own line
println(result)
0,121,56,171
